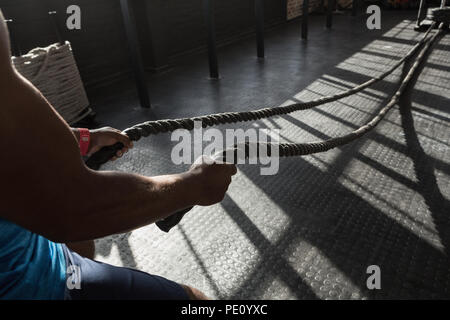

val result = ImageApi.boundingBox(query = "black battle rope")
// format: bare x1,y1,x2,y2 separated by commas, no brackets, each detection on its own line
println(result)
153,24,444,232
244,24,444,158
87,23,444,232
86,25,435,171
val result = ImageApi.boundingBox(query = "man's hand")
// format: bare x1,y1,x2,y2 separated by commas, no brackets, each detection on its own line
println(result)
87,127,133,160
0,11,234,243
186,156,237,206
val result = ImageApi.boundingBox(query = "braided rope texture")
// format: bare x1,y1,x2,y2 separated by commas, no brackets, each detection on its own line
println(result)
154,24,444,233
89,23,444,233
123,36,428,143
86,24,438,170
273,24,443,157
12,42,91,125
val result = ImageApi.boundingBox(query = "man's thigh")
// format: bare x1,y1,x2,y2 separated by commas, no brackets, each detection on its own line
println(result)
62,244,189,300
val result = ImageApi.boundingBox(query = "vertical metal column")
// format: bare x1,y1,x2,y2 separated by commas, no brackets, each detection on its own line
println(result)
120,0,151,108
415,0,427,28
5,19,21,57
203,0,219,79
326,0,334,29
352,0,358,16
48,11,64,45
255,0,265,58
301,0,310,40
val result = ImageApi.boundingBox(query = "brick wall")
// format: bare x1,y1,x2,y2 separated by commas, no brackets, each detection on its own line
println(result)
287,0,323,20
286,0,355,20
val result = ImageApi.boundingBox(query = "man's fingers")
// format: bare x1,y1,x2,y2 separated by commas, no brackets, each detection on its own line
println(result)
116,146,129,157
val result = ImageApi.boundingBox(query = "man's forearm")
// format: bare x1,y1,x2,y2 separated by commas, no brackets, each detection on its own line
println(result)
57,169,198,243
1,27,235,244
1,71,199,243
0,12,235,246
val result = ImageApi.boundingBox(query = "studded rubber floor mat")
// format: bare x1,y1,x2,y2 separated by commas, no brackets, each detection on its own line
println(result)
94,17,450,299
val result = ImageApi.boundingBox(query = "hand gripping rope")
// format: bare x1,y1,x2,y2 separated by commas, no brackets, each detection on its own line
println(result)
86,22,446,232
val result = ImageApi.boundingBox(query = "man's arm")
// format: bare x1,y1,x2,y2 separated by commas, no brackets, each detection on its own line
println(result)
0,11,236,243
0,11,14,86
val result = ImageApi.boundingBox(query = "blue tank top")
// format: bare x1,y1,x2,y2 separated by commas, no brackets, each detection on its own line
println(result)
0,218,66,299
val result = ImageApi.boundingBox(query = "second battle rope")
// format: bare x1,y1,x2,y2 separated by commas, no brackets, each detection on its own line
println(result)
87,23,444,232
155,24,444,232
262,24,443,158
86,25,435,171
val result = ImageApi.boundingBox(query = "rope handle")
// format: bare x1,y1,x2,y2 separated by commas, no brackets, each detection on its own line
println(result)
85,142,123,170
155,207,193,232
84,23,442,233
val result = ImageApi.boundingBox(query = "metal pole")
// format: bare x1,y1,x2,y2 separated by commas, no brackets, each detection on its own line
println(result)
120,0,151,108
48,11,64,45
255,0,265,58
301,0,310,40
5,19,21,57
415,0,427,28
326,0,334,29
203,0,219,79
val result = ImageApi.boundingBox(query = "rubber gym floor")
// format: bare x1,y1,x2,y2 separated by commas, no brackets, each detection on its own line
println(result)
86,11,450,299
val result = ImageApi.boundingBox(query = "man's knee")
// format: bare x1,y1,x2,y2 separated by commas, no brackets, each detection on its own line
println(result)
180,284,210,300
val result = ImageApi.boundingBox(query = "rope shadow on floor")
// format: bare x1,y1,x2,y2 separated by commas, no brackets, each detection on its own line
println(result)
226,37,450,298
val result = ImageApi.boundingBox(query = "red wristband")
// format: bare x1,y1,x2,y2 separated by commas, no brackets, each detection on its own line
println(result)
78,128,90,156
